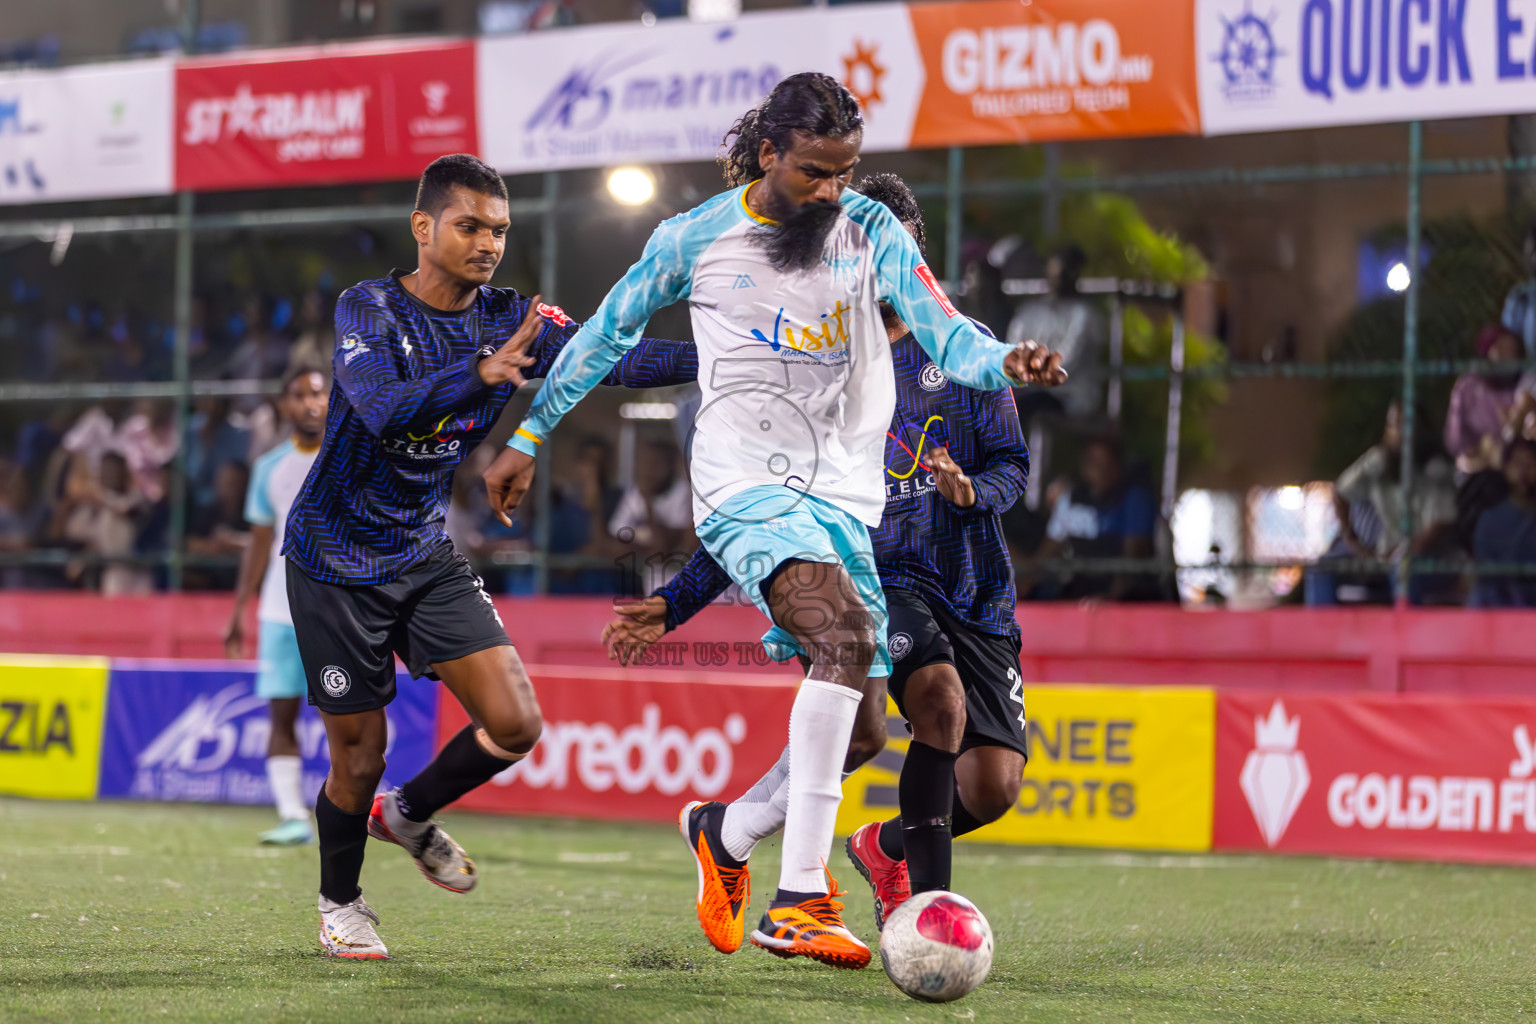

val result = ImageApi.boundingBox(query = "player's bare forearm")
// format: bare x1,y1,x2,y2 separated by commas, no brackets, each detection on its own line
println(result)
226,525,273,657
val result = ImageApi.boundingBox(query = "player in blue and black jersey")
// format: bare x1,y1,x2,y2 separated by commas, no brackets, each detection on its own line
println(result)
283,154,696,960
600,173,1040,942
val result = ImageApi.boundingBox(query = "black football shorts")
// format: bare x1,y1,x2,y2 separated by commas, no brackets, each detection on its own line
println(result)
884,586,1028,759
287,540,511,714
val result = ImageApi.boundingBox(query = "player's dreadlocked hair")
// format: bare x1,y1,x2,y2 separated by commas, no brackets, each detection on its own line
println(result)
856,173,926,256
719,72,865,187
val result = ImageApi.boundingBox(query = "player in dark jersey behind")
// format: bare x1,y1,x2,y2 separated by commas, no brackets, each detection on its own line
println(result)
602,172,1038,940
284,154,696,959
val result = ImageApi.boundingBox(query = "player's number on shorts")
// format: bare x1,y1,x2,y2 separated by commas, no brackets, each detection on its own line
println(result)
1006,668,1025,730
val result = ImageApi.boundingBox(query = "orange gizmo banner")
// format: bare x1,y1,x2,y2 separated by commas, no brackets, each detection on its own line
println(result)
906,0,1200,147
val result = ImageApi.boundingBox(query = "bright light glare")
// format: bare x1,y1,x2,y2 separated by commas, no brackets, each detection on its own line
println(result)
620,402,677,420
1385,262,1411,293
607,167,656,206
1277,485,1305,511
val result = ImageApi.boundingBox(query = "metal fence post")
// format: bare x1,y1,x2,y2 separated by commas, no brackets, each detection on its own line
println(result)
1397,122,1423,607
945,146,963,287
167,191,194,591
533,170,559,595
1161,311,1186,523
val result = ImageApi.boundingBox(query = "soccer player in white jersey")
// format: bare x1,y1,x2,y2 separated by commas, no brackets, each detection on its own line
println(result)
225,366,329,845
483,72,1064,970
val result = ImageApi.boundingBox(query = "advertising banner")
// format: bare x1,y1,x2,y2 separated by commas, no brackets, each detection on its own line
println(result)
1197,0,1536,136
477,6,923,175
176,40,477,192
906,0,1201,147
443,666,797,823
1216,692,1536,864
98,664,437,806
0,655,111,800
0,60,174,205
836,686,1216,851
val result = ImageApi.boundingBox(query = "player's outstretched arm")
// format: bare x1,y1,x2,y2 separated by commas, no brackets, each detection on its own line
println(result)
486,221,693,521
864,200,1067,391
601,546,732,665
520,311,698,390
333,286,538,438
955,386,1032,516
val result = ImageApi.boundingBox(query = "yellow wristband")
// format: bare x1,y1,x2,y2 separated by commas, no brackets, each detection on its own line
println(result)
514,428,543,446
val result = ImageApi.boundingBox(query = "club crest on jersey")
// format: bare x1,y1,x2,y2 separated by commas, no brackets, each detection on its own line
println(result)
888,632,913,661
919,363,948,391
320,665,351,698
339,333,371,365
536,302,571,327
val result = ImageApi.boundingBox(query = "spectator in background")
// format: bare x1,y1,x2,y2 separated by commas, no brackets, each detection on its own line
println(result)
1472,438,1536,607
224,296,292,386
1444,324,1524,476
1502,221,1536,353
113,399,178,502
287,290,334,374
1334,401,1459,603
59,450,153,595
1022,435,1159,602
184,459,250,590
1006,245,1107,423
185,397,250,512
609,438,693,595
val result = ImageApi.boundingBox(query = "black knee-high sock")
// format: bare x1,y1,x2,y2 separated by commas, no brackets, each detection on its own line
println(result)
397,725,515,823
896,741,958,894
878,779,988,860
316,786,368,905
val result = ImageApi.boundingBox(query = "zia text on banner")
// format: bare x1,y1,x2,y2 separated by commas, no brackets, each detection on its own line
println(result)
0,655,111,800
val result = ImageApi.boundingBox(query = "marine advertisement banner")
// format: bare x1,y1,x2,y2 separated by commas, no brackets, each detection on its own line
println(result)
836,685,1216,852
175,40,478,192
443,666,797,823
476,6,923,175
0,60,174,205
0,655,111,800
1215,692,1536,864
1196,0,1536,136
97,664,437,806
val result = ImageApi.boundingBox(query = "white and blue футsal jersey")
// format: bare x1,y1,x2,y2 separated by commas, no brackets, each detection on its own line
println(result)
509,183,1017,528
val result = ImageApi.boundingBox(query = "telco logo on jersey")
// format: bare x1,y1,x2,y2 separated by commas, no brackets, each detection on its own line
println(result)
383,413,477,460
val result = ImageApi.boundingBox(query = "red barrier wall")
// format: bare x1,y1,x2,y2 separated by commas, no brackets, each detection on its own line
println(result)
0,594,1532,695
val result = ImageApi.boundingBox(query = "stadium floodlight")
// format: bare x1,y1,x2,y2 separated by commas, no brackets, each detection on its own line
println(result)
688,0,740,21
1385,262,1411,293
1277,485,1304,511
607,166,656,206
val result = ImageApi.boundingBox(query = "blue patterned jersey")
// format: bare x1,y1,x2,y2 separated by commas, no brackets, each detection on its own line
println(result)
657,324,1030,637
284,271,696,585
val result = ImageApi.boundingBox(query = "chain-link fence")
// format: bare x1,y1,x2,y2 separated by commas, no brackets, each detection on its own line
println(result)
1,116,1532,608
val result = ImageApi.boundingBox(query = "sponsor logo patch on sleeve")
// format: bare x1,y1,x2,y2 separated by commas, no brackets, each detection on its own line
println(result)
536,302,572,327
913,264,960,318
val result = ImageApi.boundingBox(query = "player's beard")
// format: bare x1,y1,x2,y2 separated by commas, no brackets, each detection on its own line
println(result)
753,199,843,272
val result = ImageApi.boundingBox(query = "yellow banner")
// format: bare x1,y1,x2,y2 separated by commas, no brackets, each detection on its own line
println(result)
837,685,1214,851
0,655,110,800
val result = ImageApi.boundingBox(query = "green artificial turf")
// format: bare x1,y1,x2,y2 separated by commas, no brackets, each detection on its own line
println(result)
1,796,1532,1023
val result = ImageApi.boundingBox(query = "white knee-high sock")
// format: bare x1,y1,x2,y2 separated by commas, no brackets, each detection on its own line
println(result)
722,744,791,862
778,678,860,896
266,755,308,822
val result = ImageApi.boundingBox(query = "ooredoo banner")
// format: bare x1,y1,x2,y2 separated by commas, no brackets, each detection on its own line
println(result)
441,666,796,823
175,40,477,192
1215,692,1536,864
476,6,923,175
907,0,1202,147
0,60,174,205
97,664,437,806
0,655,111,800
836,686,1216,852
1196,0,1536,135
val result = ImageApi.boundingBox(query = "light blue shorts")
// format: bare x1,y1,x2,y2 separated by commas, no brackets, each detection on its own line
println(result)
255,620,307,700
696,485,889,677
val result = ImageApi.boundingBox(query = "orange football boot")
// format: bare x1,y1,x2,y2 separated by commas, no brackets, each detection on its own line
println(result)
749,871,870,970
679,800,751,954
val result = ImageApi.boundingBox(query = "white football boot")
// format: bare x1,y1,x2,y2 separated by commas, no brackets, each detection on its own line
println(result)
367,788,478,893
319,893,388,960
